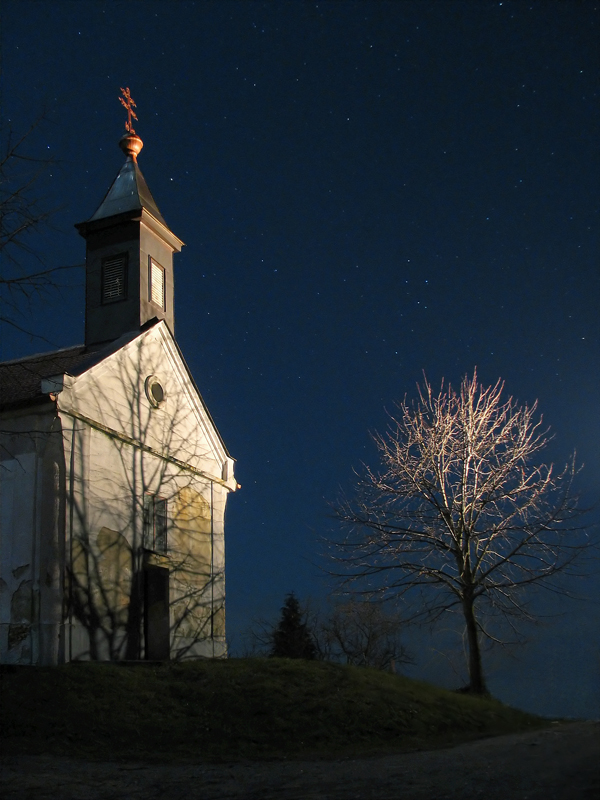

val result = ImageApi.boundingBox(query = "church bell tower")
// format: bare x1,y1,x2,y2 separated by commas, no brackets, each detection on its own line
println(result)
76,89,183,349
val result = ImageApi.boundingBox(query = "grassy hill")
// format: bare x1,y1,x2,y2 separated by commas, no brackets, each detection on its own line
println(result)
1,658,549,762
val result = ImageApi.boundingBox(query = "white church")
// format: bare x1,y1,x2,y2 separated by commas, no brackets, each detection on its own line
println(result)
0,112,236,664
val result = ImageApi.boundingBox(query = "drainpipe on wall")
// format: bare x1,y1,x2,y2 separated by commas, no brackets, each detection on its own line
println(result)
210,480,214,658
31,430,40,665
67,416,77,664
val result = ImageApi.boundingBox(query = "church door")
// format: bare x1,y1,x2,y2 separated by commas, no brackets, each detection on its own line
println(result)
144,566,170,660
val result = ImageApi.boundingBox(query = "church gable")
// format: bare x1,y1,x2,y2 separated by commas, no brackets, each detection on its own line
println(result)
49,321,233,662
56,321,234,489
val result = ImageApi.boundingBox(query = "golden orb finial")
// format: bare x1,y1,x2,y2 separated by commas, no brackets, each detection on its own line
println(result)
119,132,144,160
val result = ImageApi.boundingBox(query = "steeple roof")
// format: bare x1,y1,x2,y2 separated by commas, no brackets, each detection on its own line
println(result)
76,130,176,236
88,148,167,226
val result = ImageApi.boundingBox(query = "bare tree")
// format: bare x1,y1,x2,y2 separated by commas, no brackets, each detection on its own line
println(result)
242,596,411,673
331,371,593,694
0,116,82,339
318,598,412,671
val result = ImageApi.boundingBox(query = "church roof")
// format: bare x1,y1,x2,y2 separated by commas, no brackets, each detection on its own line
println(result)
87,156,167,226
0,323,231,458
0,345,89,409
0,328,151,410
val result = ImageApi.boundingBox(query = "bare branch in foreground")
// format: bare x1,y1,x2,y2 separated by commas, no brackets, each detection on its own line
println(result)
0,115,83,338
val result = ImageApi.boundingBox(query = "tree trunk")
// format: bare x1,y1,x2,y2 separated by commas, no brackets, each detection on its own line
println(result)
462,593,487,694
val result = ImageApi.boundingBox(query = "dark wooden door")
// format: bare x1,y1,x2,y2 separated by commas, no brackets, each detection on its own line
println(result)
144,566,170,660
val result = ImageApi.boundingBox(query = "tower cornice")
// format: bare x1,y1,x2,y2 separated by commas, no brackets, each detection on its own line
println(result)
75,208,184,252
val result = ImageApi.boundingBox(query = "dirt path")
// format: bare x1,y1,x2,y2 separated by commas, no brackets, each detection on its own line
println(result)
2,721,598,799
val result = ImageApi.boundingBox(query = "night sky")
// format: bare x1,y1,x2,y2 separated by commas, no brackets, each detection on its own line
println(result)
2,1,598,717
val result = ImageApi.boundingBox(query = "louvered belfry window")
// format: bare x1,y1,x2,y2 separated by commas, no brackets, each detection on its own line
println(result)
150,257,165,310
102,254,127,303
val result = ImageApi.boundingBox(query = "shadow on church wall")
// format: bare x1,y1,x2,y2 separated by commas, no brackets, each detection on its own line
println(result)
1,327,228,664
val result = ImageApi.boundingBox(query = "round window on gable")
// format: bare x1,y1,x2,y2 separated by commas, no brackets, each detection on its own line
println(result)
145,375,166,408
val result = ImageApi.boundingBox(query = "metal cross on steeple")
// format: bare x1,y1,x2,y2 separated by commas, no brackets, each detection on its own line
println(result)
119,87,138,133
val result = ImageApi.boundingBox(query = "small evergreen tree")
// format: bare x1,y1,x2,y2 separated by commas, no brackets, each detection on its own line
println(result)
270,593,317,659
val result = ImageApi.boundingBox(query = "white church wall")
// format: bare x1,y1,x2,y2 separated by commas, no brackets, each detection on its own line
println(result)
60,392,228,661
0,451,37,664
0,323,233,665
0,412,65,665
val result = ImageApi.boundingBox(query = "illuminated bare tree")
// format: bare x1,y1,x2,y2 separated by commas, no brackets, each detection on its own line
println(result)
332,371,591,694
